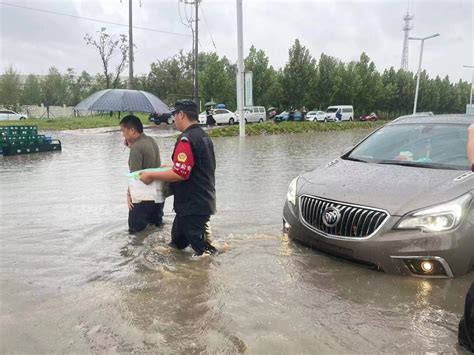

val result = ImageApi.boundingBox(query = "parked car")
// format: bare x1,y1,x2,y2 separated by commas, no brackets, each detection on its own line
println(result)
394,112,434,122
0,109,28,121
274,111,304,122
326,105,354,121
283,114,474,278
198,108,236,125
306,110,328,122
149,112,173,125
359,112,378,121
236,106,266,124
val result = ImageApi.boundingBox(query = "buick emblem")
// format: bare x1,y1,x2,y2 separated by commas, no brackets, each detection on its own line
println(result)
322,206,341,227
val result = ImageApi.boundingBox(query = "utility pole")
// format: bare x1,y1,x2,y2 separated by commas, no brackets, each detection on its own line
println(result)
236,0,245,137
463,65,474,114
183,0,199,104
194,0,199,104
409,33,439,114
128,0,134,89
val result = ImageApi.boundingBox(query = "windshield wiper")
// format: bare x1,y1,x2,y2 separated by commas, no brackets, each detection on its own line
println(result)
342,156,368,163
376,160,459,170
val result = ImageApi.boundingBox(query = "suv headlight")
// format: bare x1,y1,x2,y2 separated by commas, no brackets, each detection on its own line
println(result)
287,177,299,205
395,193,472,232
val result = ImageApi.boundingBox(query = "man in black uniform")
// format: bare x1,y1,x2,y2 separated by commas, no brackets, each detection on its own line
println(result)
139,100,217,256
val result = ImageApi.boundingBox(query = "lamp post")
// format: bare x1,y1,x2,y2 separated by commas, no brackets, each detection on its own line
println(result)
463,65,474,114
409,33,439,114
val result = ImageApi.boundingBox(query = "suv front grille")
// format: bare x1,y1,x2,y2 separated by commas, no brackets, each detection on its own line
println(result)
299,195,389,238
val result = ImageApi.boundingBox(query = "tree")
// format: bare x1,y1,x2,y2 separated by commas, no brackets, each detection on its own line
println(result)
21,74,42,105
200,53,234,108
281,39,317,109
0,66,21,109
146,51,193,106
244,46,274,107
84,27,129,89
41,67,68,116
317,54,340,109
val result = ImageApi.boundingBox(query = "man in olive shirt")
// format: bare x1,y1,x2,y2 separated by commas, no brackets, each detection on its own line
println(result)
120,115,163,233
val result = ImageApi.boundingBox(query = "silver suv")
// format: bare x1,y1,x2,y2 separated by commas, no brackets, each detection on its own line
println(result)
283,114,474,278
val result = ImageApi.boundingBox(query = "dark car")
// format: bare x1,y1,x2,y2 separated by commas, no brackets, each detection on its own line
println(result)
359,112,378,121
149,112,173,125
274,111,304,122
283,114,474,278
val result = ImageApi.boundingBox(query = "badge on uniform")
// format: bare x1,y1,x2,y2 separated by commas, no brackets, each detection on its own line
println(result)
177,152,187,162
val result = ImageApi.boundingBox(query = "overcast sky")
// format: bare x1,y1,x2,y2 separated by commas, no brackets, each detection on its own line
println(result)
0,0,472,82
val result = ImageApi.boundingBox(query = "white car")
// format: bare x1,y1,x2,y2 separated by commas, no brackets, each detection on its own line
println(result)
0,109,28,121
198,108,237,125
305,110,327,122
236,106,266,124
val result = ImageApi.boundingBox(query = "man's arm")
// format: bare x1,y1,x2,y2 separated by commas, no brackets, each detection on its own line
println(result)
140,169,184,184
129,146,143,172
467,124,474,165
140,138,194,184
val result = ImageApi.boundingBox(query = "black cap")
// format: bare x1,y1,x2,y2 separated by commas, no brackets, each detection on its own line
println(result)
171,99,198,114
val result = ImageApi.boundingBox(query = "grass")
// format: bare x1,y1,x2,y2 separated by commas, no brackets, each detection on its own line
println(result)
208,120,386,137
0,115,387,136
0,113,150,131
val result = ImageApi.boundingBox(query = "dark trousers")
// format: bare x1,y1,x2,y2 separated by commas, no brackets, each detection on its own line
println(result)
459,283,474,352
128,201,164,233
171,214,216,255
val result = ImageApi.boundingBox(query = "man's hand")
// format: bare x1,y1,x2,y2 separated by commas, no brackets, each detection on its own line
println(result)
127,190,134,210
139,171,154,185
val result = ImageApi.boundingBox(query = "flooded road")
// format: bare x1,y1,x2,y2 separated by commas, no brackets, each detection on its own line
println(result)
1,126,472,353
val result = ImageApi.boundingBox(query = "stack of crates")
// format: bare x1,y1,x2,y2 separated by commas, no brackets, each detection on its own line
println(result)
0,125,60,155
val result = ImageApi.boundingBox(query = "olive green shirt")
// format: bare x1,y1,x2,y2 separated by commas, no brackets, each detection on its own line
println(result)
128,134,161,172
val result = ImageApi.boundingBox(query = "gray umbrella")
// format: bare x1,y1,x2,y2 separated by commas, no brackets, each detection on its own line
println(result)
74,89,170,114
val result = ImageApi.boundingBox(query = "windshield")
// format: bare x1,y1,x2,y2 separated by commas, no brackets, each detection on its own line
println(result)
346,123,470,170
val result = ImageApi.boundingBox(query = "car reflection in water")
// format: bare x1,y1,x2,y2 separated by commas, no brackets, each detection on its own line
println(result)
283,114,474,278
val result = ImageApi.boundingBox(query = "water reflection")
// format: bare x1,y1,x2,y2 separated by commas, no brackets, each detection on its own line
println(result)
0,128,471,353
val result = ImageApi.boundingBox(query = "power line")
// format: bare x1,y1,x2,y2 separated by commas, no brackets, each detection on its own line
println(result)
200,4,216,51
0,1,191,37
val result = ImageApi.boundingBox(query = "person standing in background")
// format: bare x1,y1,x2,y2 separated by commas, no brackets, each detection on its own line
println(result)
120,115,164,233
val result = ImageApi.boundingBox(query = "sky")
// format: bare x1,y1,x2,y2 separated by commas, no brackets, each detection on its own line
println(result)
0,0,473,83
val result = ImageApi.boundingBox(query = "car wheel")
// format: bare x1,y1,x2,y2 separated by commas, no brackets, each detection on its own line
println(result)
167,116,174,125
154,121,162,126
349,117,353,121
229,118,234,125
324,118,327,123
245,118,248,124
19,117,26,120
259,118,263,123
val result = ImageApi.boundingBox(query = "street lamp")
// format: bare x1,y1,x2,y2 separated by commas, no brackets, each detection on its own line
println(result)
409,33,440,114
463,65,474,114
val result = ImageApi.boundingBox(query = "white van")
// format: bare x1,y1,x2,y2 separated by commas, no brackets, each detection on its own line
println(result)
326,105,354,122
236,106,266,123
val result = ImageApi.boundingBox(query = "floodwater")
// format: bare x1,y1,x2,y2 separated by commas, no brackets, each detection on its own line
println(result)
1,126,472,354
